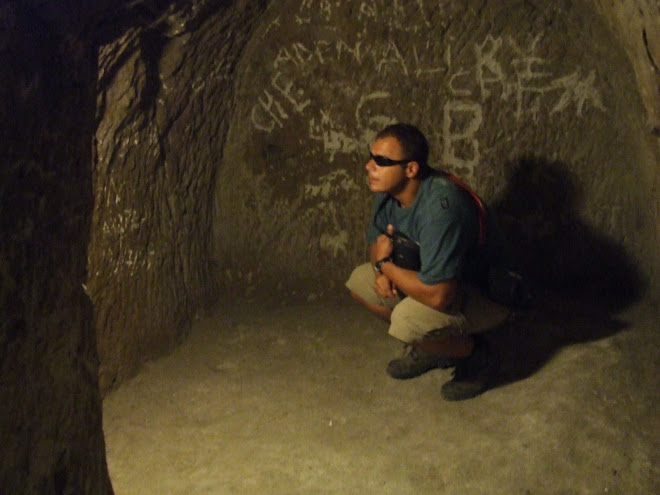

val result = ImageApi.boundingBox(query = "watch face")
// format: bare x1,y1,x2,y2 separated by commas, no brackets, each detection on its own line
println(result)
375,257,391,274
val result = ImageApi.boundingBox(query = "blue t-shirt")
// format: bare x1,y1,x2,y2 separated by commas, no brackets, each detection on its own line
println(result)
366,173,479,285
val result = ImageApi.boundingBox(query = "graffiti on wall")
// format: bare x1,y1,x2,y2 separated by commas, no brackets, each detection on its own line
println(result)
250,3,606,183
304,168,362,257
222,2,613,272
97,177,156,278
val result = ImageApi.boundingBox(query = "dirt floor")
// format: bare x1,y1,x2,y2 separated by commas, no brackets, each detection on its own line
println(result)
103,291,659,494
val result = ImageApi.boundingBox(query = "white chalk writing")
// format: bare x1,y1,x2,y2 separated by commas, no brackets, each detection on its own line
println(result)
304,169,361,256
549,69,605,117
442,101,483,180
250,72,310,132
250,11,606,178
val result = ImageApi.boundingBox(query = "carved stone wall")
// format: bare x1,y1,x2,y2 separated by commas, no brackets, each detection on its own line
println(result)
88,1,270,391
86,0,659,395
215,0,658,303
1,0,659,493
592,0,660,135
0,1,113,493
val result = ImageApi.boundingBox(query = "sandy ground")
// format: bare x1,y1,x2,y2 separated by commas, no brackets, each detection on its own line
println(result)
103,292,660,494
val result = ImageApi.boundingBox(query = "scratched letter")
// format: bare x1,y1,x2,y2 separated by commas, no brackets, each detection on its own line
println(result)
251,90,289,132
442,100,483,178
474,35,510,101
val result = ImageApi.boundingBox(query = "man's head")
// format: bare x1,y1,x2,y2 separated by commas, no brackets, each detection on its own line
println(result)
366,123,432,204
374,123,430,177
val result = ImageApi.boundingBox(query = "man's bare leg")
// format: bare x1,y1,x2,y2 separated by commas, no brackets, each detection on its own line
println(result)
349,290,472,357
349,290,392,323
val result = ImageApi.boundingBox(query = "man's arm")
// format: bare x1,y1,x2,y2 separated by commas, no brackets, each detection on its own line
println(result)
370,242,398,300
379,262,458,311
371,225,458,311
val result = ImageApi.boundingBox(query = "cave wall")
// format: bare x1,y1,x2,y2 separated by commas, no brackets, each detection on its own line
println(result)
88,0,270,391
214,0,659,304
0,1,113,493
90,0,660,394
1,0,658,492
592,0,660,135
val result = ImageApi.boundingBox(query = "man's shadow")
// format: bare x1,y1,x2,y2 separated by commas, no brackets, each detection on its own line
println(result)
483,156,646,387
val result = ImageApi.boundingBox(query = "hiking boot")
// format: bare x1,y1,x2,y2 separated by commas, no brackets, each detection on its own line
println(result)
386,345,458,380
440,336,499,400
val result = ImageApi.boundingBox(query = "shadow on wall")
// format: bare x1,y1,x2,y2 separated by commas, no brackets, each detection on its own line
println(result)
492,156,646,309
485,156,646,386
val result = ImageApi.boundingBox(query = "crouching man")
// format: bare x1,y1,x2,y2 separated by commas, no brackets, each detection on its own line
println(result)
346,123,511,401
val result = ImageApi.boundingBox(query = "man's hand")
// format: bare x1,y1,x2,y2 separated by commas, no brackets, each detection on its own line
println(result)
372,224,397,299
369,222,458,311
373,273,397,299
374,224,395,261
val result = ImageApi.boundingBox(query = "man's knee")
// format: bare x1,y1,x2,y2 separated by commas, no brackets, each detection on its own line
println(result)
345,263,378,304
389,303,429,343
349,287,393,323
389,298,466,343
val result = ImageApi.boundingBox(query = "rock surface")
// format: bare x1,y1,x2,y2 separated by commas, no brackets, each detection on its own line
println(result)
1,0,659,493
103,295,660,494
0,1,112,493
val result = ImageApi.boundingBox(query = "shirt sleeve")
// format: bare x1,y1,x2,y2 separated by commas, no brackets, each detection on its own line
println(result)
417,190,477,285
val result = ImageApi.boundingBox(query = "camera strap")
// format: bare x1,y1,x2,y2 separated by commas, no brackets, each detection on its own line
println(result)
438,170,487,246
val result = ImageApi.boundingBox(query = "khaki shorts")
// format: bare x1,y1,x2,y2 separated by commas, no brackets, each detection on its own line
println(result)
345,263,510,343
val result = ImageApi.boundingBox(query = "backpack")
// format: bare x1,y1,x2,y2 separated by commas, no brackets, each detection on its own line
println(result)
441,170,533,309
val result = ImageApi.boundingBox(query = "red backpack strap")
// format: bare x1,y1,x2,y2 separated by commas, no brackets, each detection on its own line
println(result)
440,171,487,245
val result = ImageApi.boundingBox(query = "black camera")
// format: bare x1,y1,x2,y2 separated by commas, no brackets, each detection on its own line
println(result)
389,231,421,271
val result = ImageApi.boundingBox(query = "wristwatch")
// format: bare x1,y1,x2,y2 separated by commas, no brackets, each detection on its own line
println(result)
374,256,392,274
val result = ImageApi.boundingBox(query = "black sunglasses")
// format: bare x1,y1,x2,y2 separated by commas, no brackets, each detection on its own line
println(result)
369,152,410,167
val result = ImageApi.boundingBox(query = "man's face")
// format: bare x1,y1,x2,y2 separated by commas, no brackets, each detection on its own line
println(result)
365,136,409,194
